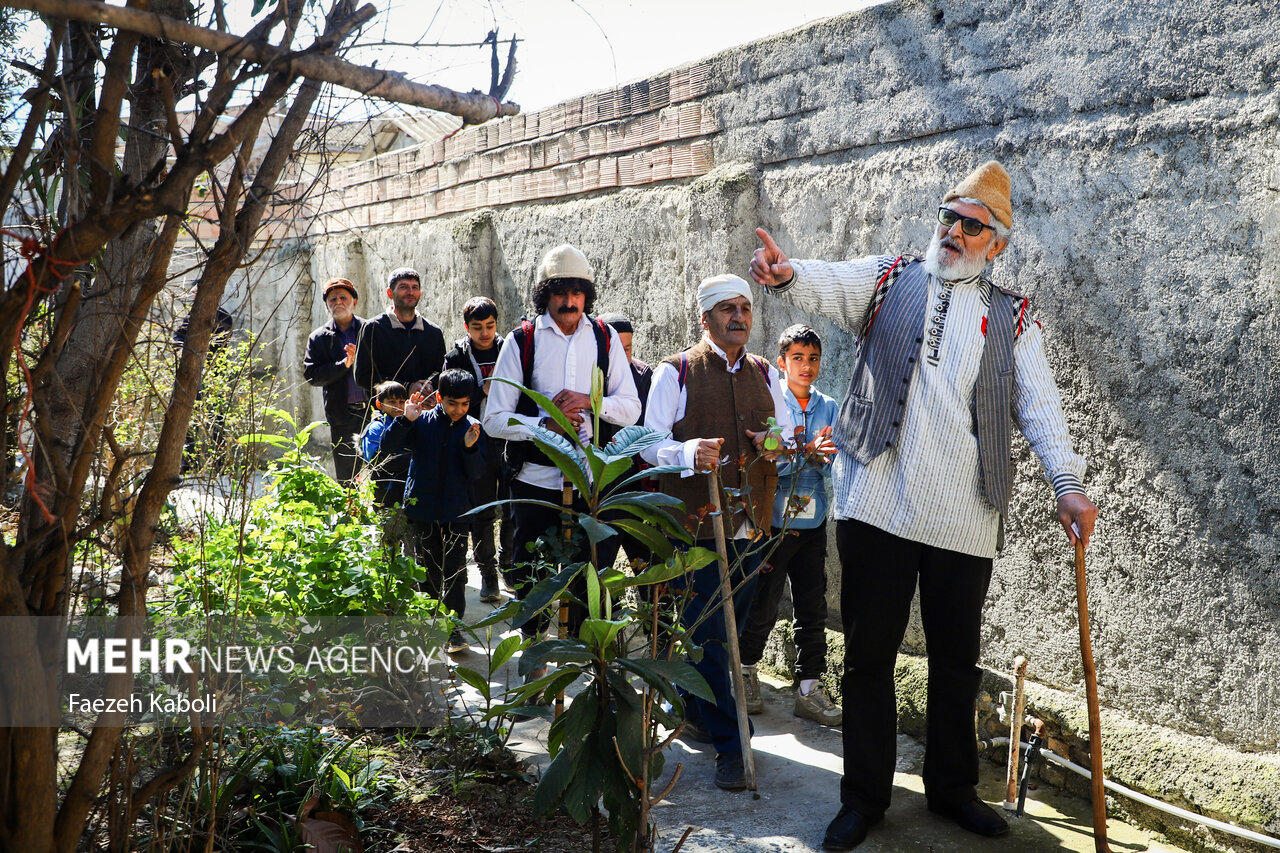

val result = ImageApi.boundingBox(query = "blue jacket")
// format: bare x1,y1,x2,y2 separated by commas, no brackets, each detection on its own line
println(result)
773,385,838,530
382,406,486,523
359,413,411,507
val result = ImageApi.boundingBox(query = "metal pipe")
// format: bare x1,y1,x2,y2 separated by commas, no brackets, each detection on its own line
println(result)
978,738,1280,849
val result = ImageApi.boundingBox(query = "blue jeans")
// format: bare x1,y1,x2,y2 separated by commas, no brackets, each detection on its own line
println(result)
672,537,760,755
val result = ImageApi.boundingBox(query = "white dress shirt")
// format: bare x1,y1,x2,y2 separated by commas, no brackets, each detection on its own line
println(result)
642,335,795,538
483,312,641,490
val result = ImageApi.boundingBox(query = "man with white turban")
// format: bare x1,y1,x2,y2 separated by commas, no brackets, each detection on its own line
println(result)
642,274,800,791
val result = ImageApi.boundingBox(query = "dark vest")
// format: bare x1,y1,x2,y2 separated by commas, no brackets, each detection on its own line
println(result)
657,341,779,536
831,261,1021,515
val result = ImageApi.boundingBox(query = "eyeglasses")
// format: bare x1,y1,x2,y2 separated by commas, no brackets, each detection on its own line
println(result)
937,207,995,237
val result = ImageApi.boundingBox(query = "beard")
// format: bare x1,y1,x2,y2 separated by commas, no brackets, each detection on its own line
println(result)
922,230,989,281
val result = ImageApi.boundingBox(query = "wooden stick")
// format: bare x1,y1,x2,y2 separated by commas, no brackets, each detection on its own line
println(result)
1075,539,1112,852
1004,655,1028,810
707,469,756,791
555,480,573,719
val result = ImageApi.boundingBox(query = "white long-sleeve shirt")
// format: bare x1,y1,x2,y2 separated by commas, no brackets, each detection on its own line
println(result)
642,335,794,538
770,256,1087,558
483,312,640,491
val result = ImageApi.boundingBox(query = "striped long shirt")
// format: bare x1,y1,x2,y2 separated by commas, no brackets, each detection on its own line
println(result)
769,256,1087,559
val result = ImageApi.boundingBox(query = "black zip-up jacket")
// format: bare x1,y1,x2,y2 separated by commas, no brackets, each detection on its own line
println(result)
353,311,446,395
382,406,486,524
443,336,504,413
303,316,367,423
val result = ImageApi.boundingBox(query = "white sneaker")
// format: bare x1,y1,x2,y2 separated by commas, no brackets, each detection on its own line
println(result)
794,684,842,726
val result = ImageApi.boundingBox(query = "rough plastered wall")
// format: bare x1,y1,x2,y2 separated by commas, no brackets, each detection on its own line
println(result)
253,0,1280,836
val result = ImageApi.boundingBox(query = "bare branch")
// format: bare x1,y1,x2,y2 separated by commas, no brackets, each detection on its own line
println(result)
0,0,522,123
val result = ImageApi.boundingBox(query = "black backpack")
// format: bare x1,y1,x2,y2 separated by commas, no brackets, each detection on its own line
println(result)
503,316,611,475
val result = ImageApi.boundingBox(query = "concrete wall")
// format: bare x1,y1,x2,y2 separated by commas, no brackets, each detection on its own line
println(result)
249,0,1279,837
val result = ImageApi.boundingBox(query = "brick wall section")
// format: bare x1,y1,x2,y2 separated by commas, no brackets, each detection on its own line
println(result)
310,64,719,233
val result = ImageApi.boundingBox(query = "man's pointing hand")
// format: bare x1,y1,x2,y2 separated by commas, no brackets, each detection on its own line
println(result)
750,228,794,287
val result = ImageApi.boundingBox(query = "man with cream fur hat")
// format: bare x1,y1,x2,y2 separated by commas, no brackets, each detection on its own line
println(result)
642,274,814,791
750,161,1098,849
484,243,640,648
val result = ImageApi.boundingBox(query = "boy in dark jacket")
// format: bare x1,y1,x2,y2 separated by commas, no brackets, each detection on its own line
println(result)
382,369,486,653
443,296,512,603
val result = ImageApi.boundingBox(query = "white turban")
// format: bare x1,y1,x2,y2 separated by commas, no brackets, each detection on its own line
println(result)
697,274,753,315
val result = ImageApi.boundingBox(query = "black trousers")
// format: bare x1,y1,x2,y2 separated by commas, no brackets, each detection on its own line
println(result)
329,402,368,486
507,480,608,638
738,521,830,680
836,519,993,818
411,520,470,620
469,443,514,572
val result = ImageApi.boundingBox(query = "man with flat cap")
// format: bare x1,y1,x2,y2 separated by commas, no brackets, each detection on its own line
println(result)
304,277,368,485
642,274,812,791
750,161,1098,849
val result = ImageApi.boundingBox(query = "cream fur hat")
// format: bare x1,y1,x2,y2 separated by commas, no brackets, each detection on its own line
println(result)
697,274,753,315
943,160,1013,230
536,244,594,284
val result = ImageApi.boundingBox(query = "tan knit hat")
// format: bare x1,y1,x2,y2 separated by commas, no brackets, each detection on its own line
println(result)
943,160,1012,230
536,244,594,284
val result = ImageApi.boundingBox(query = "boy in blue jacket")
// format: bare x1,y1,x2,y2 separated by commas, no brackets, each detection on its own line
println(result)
360,380,412,557
738,325,842,726
383,369,486,653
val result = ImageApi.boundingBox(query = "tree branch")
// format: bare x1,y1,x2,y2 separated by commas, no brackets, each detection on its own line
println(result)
0,0,522,123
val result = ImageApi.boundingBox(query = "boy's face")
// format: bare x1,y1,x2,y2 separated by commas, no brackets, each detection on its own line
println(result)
777,342,822,389
465,316,498,349
378,396,406,417
616,331,634,362
437,393,471,423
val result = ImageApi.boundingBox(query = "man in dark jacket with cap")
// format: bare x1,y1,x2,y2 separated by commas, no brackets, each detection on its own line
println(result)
304,277,368,485
354,267,446,397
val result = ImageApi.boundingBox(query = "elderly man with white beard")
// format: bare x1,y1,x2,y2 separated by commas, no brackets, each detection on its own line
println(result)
750,161,1098,851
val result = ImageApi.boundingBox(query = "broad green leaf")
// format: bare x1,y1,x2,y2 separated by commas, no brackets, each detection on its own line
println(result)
579,618,627,652
602,424,670,457
585,558,601,619
520,638,595,673
490,634,522,671
605,463,687,492
532,749,574,817
489,377,577,439
528,430,591,497
616,657,715,704
454,666,491,702
561,739,604,824
607,519,675,562
596,455,634,492
578,515,616,545
236,433,294,449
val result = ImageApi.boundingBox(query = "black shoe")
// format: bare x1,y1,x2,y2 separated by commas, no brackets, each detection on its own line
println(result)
478,570,502,603
822,806,879,851
714,753,746,791
446,631,469,654
928,797,1009,837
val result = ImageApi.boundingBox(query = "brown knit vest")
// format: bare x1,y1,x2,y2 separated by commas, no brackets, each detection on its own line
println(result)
657,340,779,537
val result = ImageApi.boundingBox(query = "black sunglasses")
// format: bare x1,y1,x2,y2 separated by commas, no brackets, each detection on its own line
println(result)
937,207,995,237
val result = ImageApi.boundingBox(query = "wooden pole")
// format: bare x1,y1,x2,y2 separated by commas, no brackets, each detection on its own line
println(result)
555,480,573,719
707,469,756,791
1075,539,1112,852
1004,655,1028,810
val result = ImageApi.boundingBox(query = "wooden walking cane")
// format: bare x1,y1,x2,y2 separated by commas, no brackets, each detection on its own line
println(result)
555,479,573,719
1074,536,1112,852
707,467,757,791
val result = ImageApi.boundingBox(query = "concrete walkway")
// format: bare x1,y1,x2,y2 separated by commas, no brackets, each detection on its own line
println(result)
451,564,1190,853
